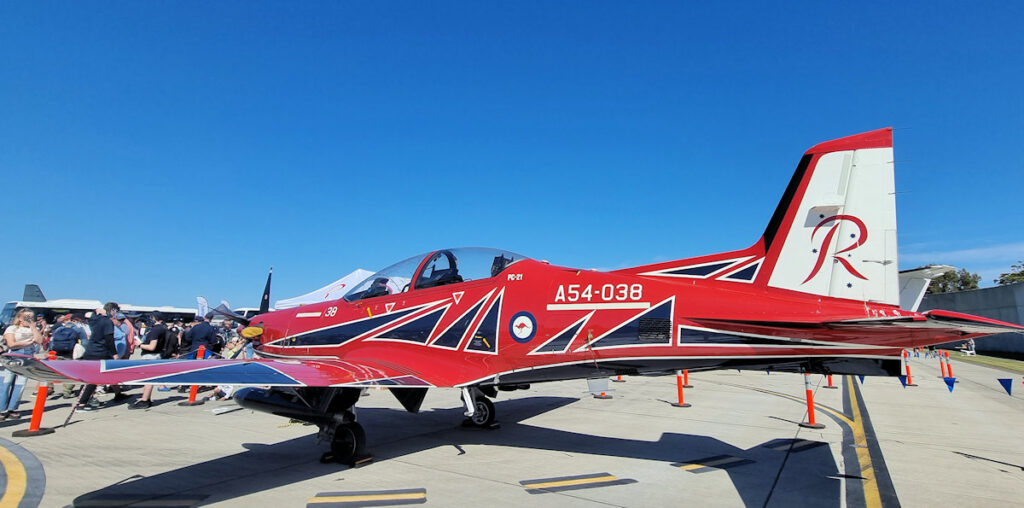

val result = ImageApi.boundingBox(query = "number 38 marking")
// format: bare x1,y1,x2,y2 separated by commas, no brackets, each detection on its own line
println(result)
325,307,337,317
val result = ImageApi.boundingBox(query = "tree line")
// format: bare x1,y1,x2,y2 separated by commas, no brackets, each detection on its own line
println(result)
926,260,1024,294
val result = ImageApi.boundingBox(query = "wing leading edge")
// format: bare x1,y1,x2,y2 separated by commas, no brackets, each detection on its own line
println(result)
0,356,433,388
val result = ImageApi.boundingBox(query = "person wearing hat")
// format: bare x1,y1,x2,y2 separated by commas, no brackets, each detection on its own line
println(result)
112,312,128,359
130,312,169,409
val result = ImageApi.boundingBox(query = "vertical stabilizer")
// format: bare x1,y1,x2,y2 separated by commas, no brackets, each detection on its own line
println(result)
761,128,899,305
22,284,45,302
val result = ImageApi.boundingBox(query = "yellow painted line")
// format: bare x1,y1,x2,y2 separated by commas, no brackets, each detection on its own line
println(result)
742,384,852,425
846,376,882,508
308,492,426,503
680,457,744,470
523,475,618,489
0,444,26,508
723,378,883,508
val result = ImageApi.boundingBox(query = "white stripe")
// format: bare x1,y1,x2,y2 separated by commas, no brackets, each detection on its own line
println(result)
296,312,322,318
546,302,650,311
677,324,889,349
455,353,900,387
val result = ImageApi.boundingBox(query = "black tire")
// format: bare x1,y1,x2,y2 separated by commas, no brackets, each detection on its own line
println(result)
470,397,495,427
330,422,367,464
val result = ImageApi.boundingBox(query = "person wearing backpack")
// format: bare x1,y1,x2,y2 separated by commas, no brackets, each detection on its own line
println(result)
163,322,181,359
121,315,139,358
130,312,168,409
49,314,86,399
50,314,84,358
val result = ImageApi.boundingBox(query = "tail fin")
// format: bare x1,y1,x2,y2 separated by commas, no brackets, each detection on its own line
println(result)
22,284,45,302
760,128,898,305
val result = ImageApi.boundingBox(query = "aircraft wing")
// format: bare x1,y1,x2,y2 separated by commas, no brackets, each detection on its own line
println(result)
0,355,434,388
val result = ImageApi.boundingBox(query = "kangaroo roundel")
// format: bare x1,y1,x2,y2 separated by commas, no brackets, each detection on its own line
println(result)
509,311,537,343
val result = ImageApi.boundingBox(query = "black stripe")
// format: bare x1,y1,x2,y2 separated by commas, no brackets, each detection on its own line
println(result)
313,488,426,497
763,154,812,250
665,261,734,277
535,320,584,353
849,376,901,507
289,308,419,346
722,262,759,281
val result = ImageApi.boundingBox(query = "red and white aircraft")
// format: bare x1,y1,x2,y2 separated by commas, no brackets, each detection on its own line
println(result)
6,128,1021,464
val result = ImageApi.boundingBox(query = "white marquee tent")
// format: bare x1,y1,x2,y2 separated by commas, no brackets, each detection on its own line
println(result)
274,269,374,309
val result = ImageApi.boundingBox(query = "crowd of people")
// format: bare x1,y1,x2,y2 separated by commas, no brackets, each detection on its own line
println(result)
0,301,253,418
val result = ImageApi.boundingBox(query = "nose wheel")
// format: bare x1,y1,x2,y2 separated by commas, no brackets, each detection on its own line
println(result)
468,397,495,427
461,387,499,429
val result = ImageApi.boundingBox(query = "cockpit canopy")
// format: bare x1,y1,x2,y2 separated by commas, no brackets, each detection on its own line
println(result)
343,247,527,302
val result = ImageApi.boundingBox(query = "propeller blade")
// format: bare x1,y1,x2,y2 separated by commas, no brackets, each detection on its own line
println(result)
259,267,273,314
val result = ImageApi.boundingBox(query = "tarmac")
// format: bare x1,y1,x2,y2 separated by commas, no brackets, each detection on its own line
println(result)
0,353,1022,508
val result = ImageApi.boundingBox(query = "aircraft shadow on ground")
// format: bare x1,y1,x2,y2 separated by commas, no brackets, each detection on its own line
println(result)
71,397,839,508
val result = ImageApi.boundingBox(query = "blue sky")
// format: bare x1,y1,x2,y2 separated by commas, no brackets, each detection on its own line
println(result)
1,2,1021,309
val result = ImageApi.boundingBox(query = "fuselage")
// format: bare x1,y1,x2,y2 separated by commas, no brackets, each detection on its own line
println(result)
246,254,947,388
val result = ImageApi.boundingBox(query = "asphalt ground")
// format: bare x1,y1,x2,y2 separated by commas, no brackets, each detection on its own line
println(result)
0,354,1021,508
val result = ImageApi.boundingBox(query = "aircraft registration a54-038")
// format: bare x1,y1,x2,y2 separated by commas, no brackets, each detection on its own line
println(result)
6,127,1021,464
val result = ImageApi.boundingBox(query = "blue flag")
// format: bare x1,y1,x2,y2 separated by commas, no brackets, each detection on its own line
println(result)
997,378,1013,396
898,375,907,387
858,375,865,384
944,377,956,392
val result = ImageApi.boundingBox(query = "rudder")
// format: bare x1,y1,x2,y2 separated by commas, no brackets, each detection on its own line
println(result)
759,128,898,305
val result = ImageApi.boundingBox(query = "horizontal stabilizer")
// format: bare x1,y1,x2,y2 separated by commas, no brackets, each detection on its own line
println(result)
921,309,1024,335
826,310,1023,336
898,265,954,311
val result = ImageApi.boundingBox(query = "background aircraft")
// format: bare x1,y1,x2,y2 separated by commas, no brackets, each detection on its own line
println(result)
6,128,1021,465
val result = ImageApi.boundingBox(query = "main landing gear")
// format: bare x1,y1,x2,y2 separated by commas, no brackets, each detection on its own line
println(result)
232,386,373,467
461,386,499,429
319,411,372,466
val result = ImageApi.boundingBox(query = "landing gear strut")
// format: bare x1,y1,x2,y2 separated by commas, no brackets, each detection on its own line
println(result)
234,386,373,466
461,386,499,429
317,405,373,466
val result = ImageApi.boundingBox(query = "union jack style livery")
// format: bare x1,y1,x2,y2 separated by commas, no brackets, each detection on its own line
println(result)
6,128,1020,464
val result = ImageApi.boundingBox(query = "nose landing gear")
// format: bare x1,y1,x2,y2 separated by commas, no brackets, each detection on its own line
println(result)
461,386,499,429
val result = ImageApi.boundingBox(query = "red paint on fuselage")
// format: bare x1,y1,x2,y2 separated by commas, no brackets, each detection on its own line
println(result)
249,257,955,387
